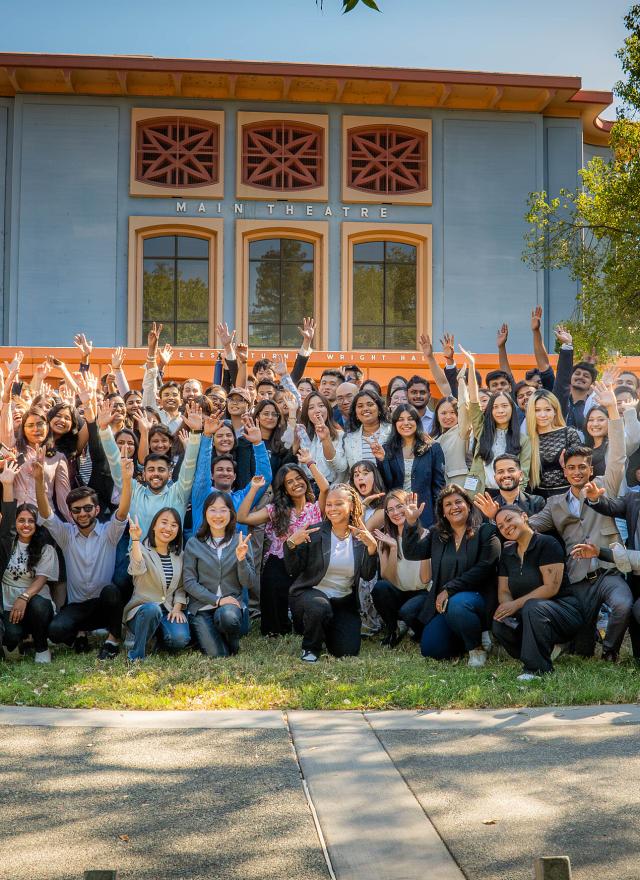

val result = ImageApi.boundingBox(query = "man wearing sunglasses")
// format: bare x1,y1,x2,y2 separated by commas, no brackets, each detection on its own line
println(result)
33,449,133,660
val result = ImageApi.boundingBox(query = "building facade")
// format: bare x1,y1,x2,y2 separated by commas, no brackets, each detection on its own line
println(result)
0,54,613,359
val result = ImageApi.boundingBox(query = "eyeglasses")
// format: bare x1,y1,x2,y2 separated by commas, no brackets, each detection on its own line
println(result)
70,504,95,514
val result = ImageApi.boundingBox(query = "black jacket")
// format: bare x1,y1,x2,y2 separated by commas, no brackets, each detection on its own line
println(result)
402,521,500,626
283,519,377,607
378,444,446,528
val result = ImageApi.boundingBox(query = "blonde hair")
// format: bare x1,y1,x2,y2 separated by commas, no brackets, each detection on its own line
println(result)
526,390,566,488
328,483,365,526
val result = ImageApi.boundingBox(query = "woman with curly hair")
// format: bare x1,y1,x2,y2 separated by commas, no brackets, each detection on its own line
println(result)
237,452,329,636
283,483,378,661
0,462,58,663
287,390,343,485
401,485,501,667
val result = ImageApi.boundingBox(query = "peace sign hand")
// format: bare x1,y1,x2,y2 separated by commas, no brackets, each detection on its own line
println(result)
366,436,385,462
349,521,378,555
128,516,143,542
235,532,252,562
288,524,320,547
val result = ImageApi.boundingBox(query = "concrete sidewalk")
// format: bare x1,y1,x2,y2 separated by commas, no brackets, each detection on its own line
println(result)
2,704,639,879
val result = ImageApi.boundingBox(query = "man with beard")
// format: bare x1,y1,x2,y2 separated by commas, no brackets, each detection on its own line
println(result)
473,454,546,520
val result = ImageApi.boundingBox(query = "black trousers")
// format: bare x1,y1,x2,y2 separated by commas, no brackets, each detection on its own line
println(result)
1,595,54,653
371,579,425,631
48,584,124,644
569,572,633,656
290,589,361,657
492,596,584,674
260,555,293,636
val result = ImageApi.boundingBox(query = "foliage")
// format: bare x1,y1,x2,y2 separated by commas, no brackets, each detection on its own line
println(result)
316,0,380,11
523,5,640,356
2,631,639,711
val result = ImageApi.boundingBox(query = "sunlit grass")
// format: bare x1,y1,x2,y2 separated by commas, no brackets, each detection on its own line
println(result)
1,631,639,711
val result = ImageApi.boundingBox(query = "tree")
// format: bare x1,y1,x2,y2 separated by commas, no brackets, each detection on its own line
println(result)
317,0,381,11
523,5,640,355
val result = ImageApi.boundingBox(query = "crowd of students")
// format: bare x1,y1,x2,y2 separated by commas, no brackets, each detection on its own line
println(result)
1,309,639,681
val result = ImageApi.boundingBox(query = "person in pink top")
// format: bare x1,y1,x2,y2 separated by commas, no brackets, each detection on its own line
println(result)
237,449,329,637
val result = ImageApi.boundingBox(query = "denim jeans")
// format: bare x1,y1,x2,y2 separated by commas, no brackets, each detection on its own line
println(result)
128,603,191,660
420,591,486,659
191,605,243,657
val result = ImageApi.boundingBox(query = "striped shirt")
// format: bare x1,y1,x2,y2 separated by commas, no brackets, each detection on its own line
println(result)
158,553,173,588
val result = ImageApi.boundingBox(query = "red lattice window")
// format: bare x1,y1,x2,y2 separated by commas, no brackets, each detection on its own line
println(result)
347,125,428,195
242,121,324,191
135,117,219,188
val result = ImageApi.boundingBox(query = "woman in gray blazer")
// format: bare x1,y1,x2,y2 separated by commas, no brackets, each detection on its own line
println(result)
183,491,256,657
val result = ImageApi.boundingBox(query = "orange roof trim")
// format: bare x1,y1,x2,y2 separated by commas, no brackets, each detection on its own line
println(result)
0,52,614,146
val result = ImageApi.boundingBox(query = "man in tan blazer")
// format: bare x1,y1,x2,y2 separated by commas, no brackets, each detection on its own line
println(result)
528,393,632,660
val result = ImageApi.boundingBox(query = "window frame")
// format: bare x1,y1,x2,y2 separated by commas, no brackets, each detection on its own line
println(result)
235,220,328,350
341,223,432,352
128,217,223,347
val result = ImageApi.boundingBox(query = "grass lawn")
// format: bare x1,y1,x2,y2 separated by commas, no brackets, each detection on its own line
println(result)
1,631,639,711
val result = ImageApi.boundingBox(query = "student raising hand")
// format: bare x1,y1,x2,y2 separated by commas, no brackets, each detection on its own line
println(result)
235,531,252,562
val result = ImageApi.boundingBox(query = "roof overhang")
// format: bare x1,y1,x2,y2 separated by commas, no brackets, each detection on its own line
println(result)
0,53,614,146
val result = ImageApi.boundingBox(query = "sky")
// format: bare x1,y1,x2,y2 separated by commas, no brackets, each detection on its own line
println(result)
0,0,630,118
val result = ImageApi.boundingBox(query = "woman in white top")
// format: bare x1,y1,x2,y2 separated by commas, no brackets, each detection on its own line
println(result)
371,489,431,647
125,507,190,661
333,390,392,481
0,462,58,663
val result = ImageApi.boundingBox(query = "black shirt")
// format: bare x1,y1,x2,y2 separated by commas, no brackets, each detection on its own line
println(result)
498,533,571,600
488,490,546,518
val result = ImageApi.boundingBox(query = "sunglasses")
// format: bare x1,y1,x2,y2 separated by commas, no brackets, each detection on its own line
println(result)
70,504,95,514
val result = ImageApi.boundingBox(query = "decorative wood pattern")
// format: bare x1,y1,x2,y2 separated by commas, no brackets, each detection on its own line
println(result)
135,117,219,187
347,125,427,194
242,121,323,191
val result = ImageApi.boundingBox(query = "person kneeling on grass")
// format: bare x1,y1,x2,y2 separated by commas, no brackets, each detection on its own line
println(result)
283,484,378,663
183,493,256,657
0,460,58,664
401,487,500,667
124,508,190,661
492,505,585,681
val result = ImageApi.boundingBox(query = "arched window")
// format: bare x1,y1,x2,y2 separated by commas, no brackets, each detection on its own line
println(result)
142,235,209,345
248,238,314,346
352,240,417,349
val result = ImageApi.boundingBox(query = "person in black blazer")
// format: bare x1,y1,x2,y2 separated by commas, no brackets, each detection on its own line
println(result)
401,486,501,666
283,484,378,662
370,404,445,529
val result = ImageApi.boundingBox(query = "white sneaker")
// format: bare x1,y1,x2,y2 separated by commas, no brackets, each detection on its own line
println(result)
517,671,541,682
35,649,52,664
468,648,487,668
481,630,493,652
300,650,318,663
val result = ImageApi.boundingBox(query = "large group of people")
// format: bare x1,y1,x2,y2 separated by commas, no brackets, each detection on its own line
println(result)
1,309,639,682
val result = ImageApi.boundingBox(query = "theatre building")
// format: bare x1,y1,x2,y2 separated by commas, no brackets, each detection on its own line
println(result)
0,54,613,380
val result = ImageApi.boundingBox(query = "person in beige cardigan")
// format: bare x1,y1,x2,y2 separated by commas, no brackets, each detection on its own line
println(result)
125,508,190,661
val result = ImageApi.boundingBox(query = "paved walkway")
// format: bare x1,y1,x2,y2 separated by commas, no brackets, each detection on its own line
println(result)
2,704,640,879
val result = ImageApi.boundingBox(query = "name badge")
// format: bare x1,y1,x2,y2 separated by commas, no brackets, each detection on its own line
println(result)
463,475,480,493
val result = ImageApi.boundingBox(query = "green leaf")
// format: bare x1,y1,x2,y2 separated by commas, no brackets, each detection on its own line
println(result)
342,0,359,11
360,0,381,9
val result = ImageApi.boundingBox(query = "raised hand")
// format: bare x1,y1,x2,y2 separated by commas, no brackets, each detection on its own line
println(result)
418,333,433,358
315,420,330,442
362,492,385,509
133,408,153,433
73,333,93,358
128,515,143,542
583,480,605,503
297,447,313,466
280,390,298,418
372,528,396,549
242,414,262,445
496,323,509,348
366,436,385,462
582,346,598,365
288,524,320,546
298,316,316,347
33,360,53,381
158,343,173,368
458,344,476,368
593,380,616,409
250,474,266,491
0,459,20,485
177,428,190,449
619,397,639,413
216,322,235,349
235,342,249,365
147,322,163,353
235,531,252,562
600,366,621,387
554,324,573,346
273,352,288,377
440,333,455,363
404,492,425,526
203,414,223,437
97,399,115,431
121,457,135,482
30,446,46,483
531,306,542,332
4,351,23,374
183,401,204,433
111,346,125,370
76,371,96,404
473,492,500,521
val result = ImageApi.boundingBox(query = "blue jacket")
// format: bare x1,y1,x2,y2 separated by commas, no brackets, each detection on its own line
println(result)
378,443,446,528
192,435,272,535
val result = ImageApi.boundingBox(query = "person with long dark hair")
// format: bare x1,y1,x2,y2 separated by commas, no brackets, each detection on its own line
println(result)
124,507,190,661
401,486,500,666
0,461,58,663
287,391,343,485
47,402,88,487
184,492,256,657
284,484,378,662
333,390,391,480
349,460,386,532
461,347,530,494
253,397,291,476
237,451,329,636
370,403,445,529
